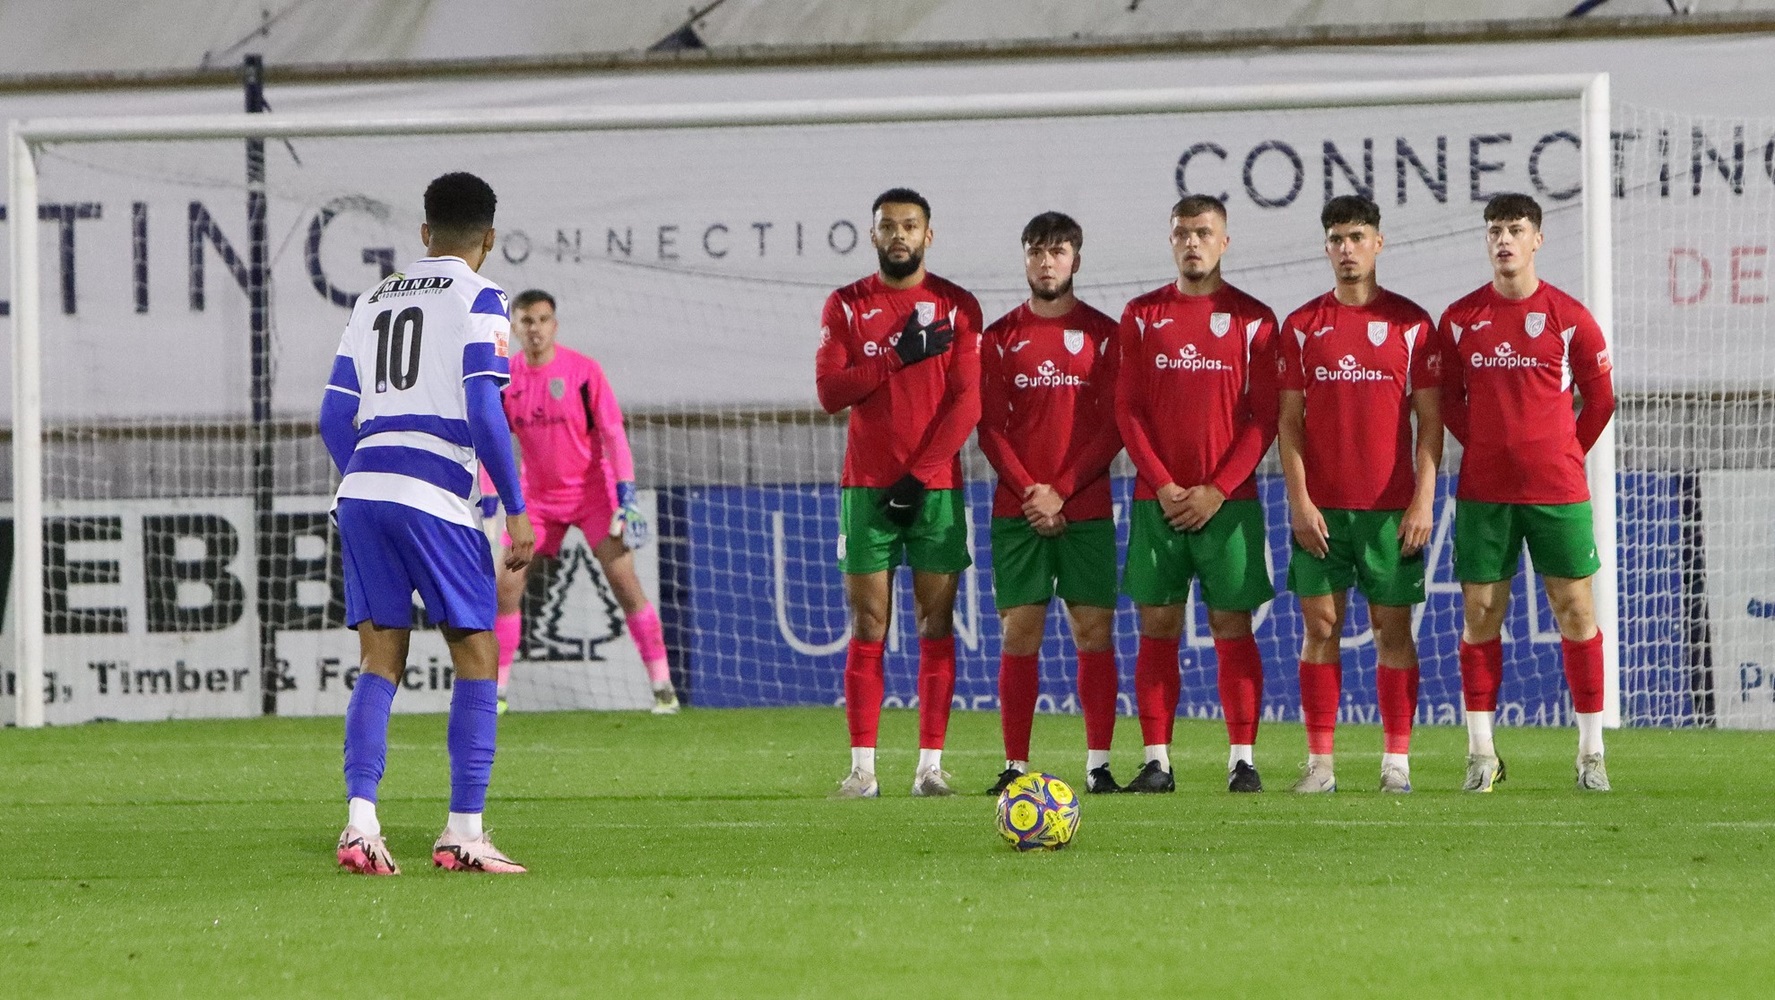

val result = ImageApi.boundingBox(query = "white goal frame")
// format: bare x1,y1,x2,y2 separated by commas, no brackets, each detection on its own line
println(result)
7,73,1616,728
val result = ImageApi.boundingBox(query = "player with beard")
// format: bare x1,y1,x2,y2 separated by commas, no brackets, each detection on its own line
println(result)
978,212,1124,796
816,187,983,798
1117,194,1281,794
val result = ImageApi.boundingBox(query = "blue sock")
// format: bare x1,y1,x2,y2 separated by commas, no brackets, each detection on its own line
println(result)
343,673,398,803
448,679,500,814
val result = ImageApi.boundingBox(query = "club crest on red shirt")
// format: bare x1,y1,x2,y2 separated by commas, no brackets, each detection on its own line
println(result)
1525,312,1547,337
916,301,937,326
1063,329,1085,355
1209,312,1231,337
1367,321,1388,346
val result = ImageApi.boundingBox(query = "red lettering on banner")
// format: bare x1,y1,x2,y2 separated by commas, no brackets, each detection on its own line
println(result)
1730,246,1768,305
1669,248,1711,305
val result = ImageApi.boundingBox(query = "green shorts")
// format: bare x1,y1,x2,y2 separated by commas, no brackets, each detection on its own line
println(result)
990,517,1117,610
1453,499,1600,583
1122,498,1275,611
838,486,972,575
1287,507,1426,607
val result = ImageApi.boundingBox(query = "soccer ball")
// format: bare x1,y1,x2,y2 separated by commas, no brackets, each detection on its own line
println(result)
995,772,1081,851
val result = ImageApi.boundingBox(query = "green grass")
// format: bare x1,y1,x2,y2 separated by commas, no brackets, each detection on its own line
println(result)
5,709,1774,998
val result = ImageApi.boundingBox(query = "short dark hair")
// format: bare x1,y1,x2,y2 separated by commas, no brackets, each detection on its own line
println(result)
424,172,497,238
872,187,931,221
1321,195,1381,231
512,289,555,312
1020,211,1083,252
1170,194,1227,222
1483,192,1542,229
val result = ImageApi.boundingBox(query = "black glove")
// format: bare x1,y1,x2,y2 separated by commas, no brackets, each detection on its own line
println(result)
893,310,955,366
878,473,926,527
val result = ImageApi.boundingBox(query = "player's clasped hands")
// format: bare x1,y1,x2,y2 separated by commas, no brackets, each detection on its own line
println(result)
1291,497,1331,558
1161,483,1226,533
1022,483,1066,537
504,510,536,572
892,309,955,366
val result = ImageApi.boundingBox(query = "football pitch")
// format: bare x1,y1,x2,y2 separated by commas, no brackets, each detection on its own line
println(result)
7,708,1774,998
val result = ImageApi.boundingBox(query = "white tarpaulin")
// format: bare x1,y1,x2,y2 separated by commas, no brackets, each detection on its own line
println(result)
4,35,1774,417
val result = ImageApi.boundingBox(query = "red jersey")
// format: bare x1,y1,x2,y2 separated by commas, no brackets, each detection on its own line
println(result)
815,273,983,490
1116,281,1280,502
1435,281,1614,504
1279,289,1437,511
978,301,1121,521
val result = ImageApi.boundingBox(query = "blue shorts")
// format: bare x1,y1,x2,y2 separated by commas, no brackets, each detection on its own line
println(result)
338,498,497,631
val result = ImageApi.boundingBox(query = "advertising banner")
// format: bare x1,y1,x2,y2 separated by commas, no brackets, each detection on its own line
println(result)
1,492,660,723
0,498,261,724
0,56,1769,422
686,475,1692,725
1700,470,1775,728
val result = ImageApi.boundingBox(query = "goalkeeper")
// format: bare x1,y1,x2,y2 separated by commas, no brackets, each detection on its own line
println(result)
484,289,677,715
815,187,983,799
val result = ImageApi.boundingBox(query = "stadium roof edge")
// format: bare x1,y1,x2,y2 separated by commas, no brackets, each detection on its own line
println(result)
0,10,1770,95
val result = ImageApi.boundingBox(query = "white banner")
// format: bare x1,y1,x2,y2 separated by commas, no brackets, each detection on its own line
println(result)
0,498,261,724
1,492,662,722
1700,471,1775,729
3,37,1774,417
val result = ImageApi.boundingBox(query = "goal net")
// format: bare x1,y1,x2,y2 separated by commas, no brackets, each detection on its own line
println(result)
10,77,1706,732
1611,102,1775,728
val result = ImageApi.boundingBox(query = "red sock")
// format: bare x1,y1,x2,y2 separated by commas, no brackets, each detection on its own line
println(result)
1458,638,1503,712
1562,631,1606,714
917,637,957,749
1077,649,1118,753
1135,637,1181,747
1215,636,1265,745
1298,659,1340,756
998,652,1040,762
843,638,885,747
1377,664,1420,755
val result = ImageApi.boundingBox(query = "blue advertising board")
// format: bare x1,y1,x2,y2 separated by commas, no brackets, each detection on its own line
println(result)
684,474,1691,726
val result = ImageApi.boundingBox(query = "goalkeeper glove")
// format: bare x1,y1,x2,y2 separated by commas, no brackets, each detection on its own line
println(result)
610,481,652,549
877,473,926,528
892,310,955,366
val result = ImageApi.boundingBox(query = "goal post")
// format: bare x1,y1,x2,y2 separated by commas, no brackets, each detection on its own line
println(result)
7,74,1618,729
9,124,46,729
1580,73,1621,728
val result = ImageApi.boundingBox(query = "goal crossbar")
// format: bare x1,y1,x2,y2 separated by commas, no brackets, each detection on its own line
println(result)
6,73,1615,727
